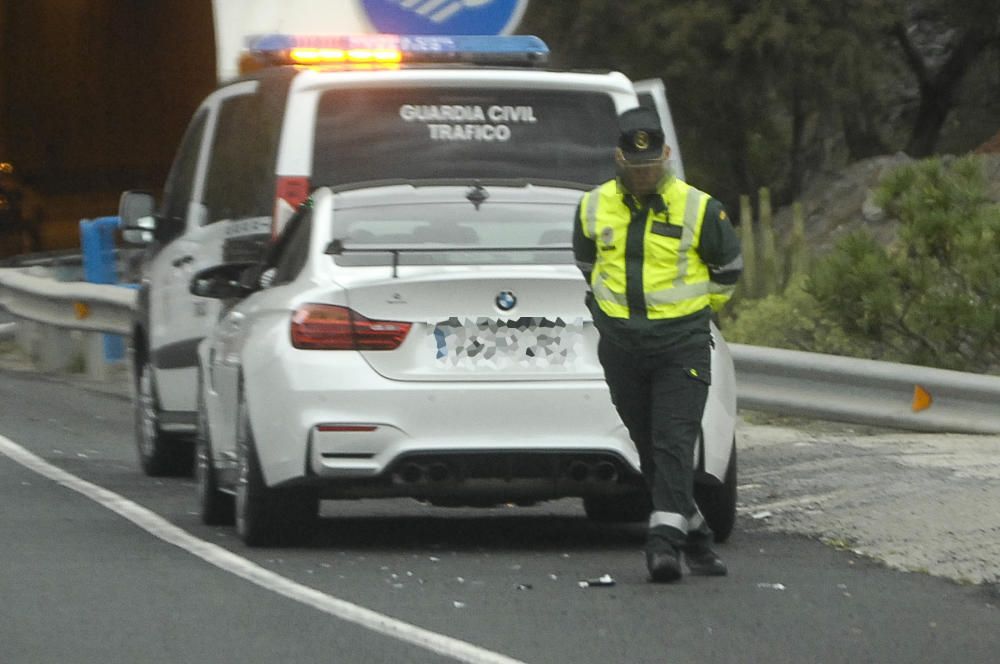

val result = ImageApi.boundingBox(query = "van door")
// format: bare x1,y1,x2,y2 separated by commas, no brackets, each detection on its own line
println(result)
633,78,685,180
150,80,261,416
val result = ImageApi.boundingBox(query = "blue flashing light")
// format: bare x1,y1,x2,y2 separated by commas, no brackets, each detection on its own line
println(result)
399,35,548,55
246,34,549,67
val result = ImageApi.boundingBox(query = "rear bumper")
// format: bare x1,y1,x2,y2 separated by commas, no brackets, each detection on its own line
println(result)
301,448,645,503
243,340,639,490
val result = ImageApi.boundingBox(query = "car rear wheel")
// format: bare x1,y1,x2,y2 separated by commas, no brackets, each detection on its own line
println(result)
583,491,652,523
195,380,234,526
234,393,317,546
694,439,737,543
134,357,194,476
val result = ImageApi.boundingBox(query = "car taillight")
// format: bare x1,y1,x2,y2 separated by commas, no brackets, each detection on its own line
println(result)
290,304,411,351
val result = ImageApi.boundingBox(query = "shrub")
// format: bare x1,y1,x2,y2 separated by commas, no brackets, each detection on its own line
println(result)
727,155,1000,373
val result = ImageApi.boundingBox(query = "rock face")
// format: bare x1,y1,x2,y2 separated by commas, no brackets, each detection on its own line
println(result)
975,129,1000,154
771,154,913,254
771,152,1000,254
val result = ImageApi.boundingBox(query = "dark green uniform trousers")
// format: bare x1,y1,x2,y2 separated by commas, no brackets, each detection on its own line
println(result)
597,334,715,553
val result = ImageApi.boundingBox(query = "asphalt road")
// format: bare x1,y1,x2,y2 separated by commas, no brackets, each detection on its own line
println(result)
1,367,998,664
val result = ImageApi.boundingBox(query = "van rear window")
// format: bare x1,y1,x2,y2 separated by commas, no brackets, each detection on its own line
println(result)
313,88,618,187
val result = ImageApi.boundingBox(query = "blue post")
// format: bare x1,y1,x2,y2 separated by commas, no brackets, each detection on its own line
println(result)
79,216,124,361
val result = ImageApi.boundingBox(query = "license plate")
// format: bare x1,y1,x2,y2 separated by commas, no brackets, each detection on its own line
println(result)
431,317,585,369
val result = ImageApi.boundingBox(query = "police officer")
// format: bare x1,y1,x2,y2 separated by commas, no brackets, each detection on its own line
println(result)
573,107,742,582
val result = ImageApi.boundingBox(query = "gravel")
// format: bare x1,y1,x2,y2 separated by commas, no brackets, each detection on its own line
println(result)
738,417,1000,585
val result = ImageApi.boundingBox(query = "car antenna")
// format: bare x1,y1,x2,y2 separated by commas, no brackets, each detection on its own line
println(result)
465,181,489,210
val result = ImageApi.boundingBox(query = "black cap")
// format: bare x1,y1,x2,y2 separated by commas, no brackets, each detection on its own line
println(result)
617,107,665,161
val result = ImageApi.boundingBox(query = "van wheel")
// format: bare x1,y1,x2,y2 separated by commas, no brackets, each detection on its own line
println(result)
694,439,737,543
235,393,317,546
195,380,234,525
583,491,652,523
134,358,193,476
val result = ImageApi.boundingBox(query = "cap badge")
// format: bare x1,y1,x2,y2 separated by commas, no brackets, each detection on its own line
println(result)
633,130,650,150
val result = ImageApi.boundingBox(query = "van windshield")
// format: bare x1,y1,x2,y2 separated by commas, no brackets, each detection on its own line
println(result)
313,87,618,187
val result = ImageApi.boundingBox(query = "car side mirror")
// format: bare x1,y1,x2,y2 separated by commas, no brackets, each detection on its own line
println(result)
190,262,259,299
119,190,157,245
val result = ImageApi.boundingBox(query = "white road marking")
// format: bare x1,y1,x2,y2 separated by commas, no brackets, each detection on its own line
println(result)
0,434,527,664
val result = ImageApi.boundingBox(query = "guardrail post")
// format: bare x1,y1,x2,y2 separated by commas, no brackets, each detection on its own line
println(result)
35,323,77,372
83,330,107,381
80,216,125,373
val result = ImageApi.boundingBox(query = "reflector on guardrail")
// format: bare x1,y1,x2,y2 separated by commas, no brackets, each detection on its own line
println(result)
912,385,932,412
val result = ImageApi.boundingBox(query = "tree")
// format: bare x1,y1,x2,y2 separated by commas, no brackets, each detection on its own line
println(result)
893,0,1000,156
521,1,902,204
520,1,1000,207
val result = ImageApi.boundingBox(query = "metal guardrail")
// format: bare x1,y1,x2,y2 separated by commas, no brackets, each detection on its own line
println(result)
0,268,136,336
1,268,998,434
0,249,87,281
731,344,1000,435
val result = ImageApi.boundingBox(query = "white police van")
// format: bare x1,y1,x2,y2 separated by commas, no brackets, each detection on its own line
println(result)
119,34,686,477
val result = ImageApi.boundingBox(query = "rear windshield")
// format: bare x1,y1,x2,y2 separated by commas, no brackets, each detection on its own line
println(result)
313,87,618,187
331,200,575,266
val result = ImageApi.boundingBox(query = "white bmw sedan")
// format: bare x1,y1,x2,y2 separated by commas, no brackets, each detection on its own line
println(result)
191,182,737,546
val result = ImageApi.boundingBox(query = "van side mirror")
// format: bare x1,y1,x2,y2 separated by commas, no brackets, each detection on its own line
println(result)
190,262,258,299
119,191,157,245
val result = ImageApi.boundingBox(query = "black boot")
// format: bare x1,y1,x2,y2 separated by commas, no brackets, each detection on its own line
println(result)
645,545,682,583
646,549,682,582
684,544,727,576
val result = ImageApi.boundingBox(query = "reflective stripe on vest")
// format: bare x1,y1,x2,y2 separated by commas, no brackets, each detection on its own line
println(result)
579,178,712,319
673,186,704,288
583,186,601,239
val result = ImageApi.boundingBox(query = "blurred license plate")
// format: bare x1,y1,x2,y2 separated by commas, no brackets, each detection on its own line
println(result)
431,317,584,368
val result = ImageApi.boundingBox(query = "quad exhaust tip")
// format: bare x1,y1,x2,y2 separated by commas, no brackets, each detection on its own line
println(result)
567,460,619,483
396,462,453,484
395,459,621,484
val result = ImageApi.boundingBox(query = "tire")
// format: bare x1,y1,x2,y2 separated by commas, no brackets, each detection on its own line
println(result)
234,392,317,546
195,378,234,526
583,491,652,523
134,357,194,477
694,439,737,543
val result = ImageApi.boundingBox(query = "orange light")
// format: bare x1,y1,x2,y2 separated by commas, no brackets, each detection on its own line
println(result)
355,48,403,63
288,47,401,65
290,48,345,63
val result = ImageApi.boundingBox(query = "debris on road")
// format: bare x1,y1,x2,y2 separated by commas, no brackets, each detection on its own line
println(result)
579,574,616,588
756,582,786,591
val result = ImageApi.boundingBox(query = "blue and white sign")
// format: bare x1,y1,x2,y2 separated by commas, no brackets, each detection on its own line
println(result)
360,0,530,35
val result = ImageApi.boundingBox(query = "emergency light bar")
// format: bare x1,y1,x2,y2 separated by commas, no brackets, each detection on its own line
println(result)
247,34,549,67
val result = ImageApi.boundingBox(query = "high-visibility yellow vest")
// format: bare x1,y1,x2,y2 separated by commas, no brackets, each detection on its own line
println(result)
579,178,712,319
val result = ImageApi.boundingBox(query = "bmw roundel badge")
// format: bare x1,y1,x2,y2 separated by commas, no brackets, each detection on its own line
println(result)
495,291,517,311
